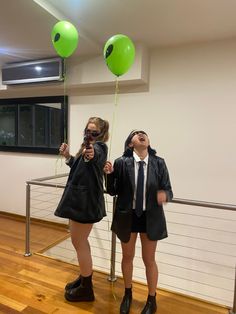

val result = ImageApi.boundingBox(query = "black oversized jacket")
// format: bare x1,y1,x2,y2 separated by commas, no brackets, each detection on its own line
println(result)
55,142,107,223
106,154,173,242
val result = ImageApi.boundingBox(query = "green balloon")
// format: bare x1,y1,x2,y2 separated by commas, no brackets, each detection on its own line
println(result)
51,21,79,58
103,34,135,76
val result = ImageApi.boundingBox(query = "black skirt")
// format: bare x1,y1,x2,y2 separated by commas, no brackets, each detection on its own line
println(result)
131,210,147,233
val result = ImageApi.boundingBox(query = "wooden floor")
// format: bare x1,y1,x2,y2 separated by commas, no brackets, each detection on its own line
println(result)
0,212,69,255
0,213,230,314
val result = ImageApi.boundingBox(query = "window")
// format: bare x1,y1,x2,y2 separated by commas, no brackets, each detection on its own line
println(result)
0,96,68,154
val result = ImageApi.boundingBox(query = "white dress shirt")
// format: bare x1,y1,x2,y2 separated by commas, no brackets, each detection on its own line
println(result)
133,151,149,211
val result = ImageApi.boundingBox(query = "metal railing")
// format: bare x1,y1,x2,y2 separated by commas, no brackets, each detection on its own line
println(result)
171,198,235,314
25,174,236,314
25,173,68,257
230,268,236,314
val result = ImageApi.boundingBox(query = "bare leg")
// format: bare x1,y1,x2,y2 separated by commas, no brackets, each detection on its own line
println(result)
121,233,137,288
70,220,93,277
140,233,158,296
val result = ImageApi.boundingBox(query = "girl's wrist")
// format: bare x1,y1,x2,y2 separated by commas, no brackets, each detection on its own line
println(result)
65,155,71,162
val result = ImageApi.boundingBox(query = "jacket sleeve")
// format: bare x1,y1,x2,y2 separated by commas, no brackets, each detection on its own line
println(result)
65,156,75,168
158,158,173,202
105,158,122,196
89,142,108,165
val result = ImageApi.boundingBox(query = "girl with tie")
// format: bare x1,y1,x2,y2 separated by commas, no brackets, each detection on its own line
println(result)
104,130,173,314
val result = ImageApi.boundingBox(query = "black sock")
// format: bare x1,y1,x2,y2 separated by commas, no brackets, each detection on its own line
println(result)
125,287,132,295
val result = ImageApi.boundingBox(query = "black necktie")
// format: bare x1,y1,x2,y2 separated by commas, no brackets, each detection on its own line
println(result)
135,161,145,217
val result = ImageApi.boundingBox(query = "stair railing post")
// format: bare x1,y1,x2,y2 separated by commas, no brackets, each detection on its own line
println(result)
229,264,236,314
24,183,31,257
108,196,117,282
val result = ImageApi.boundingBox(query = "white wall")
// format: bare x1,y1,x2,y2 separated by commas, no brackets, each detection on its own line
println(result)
149,40,236,204
68,39,236,204
0,37,235,217
0,152,68,215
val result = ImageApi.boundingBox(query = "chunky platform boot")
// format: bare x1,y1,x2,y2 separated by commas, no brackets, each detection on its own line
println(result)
120,287,132,314
141,294,157,314
64,275,81,291
65,274,95,302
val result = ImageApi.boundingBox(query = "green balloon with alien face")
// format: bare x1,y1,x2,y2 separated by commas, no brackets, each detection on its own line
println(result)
103,34,135,76
51,21,79,58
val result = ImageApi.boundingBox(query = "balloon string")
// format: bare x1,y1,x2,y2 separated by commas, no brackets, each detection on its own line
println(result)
55,58,67,182
105,76,119,301
105,76,119,192
108,76,119,160
63,58,67,144
105,76,119,216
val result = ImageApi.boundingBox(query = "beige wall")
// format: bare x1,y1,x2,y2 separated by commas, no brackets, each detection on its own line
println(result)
69,39,236,204
0,38,236,214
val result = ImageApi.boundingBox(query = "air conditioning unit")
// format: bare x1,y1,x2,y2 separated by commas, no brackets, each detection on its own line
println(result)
1,58,64,85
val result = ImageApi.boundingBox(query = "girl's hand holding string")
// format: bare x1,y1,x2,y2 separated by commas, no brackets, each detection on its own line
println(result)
103,161,114,174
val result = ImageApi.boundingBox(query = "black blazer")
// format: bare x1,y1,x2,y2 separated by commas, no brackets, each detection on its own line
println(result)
55,142,108,223
106,154,173,242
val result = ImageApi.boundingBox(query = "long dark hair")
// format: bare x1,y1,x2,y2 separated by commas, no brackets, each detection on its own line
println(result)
123,129,156,157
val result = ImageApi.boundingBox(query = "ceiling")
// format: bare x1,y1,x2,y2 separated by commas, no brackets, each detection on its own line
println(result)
1,0,236,66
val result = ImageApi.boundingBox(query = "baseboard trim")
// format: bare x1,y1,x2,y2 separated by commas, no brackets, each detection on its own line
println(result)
0,210,69,231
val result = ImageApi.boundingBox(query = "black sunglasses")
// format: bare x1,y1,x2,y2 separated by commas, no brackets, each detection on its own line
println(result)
131,130,147,137
85,129,100,138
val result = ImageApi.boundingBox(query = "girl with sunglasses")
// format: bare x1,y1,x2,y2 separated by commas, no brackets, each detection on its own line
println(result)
55,117,109,302
104,130,173,314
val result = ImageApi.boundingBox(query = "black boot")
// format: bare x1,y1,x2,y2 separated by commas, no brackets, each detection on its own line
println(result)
120,287,132,314
65,275,81,291
141,294,157,314
65,274,95,302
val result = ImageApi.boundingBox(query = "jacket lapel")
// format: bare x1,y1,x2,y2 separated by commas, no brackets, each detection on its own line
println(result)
126,157,135,192
146,156,158,200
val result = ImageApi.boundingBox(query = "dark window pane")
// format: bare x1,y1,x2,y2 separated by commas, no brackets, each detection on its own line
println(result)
35,105,48,147
50,107,61,147
0,105,16,146
0,96,67,154
18,105,33,146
